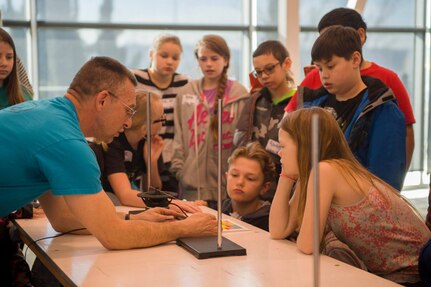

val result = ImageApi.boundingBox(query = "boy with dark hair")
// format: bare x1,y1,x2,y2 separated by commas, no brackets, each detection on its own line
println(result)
234,40,296,201
285,7,415,170
299,25,406,191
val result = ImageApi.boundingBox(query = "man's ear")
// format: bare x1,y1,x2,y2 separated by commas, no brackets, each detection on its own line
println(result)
259,182,272,196
95,91,109,112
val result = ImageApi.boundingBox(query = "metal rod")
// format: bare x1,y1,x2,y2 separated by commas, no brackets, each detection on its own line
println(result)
194,103,201,200
217,98,223,249
146,91,152,193
29,0,39,99
311,113,320,287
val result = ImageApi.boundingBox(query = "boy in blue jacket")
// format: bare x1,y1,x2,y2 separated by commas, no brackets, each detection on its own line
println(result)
296,25,406,190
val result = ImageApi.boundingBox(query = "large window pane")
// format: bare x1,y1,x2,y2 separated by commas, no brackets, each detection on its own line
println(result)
38,28,246,99
300,0,418,28
362,0,416,28
0,0,28,21
298,31,319,82
299,0,346,27
37,0,246,25
257,0,278,26
256,31,278,44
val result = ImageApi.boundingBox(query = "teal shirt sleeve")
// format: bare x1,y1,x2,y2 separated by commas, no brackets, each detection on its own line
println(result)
35,139,102,195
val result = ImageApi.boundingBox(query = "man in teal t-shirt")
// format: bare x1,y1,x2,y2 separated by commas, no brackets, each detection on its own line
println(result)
0,56,217,250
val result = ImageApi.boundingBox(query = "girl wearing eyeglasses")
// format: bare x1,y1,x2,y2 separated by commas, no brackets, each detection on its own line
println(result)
132,34,189,194
234,40,296,202
171,34,249,208
89,91,201,213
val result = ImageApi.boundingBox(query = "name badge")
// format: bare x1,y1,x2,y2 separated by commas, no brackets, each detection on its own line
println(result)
124,150,133,162
163,97,175,109
183,94,198,105
266,139,281,155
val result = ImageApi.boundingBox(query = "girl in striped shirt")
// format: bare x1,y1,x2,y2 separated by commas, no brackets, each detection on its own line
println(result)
132,34,188,193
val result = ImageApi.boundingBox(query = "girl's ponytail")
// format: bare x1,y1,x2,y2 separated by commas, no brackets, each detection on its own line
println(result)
210,67,228,141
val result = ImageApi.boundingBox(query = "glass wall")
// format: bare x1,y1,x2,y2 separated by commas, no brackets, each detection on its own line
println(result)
37,0,246,25
0,0,27,21
1,0,278,99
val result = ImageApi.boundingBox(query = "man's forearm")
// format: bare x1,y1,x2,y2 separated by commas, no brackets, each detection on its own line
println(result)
100,219,185,250
39,192,86,233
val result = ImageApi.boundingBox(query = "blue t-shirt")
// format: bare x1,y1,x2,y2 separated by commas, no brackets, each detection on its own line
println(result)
0,97,102,217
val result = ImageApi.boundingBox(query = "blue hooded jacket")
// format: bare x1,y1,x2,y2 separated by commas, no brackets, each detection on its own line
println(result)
297,76,406,191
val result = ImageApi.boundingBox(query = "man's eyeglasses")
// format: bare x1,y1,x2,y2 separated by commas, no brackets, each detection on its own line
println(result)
252,62,282,78
107,91,137,119
153,114,167,125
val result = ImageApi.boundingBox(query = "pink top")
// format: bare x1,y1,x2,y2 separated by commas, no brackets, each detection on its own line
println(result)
202,80,233,114
285,63,415,124
328,187,430,283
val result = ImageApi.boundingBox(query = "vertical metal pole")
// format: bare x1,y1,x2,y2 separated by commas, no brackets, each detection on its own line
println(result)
194,104,201,200
29,0,39,99
217,98,223,249
146,92,152,193
312,113,320,287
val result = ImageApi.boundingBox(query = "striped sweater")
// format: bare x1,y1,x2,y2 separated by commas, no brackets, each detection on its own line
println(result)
132,68,188,163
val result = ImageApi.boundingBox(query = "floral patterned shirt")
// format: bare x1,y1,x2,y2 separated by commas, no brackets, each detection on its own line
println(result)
328,187,431,284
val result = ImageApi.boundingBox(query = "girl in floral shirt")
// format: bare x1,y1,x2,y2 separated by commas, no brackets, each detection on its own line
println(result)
270,107,430,285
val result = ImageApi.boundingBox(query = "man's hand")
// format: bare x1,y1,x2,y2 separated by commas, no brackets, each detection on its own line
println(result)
170,199,202,214
194,200,208,207
182,213,217,237
129,207,182,222
33,207,46,219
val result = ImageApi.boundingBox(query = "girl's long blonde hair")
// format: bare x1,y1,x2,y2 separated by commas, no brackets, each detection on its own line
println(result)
194,34,230,141
280,107,406,226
